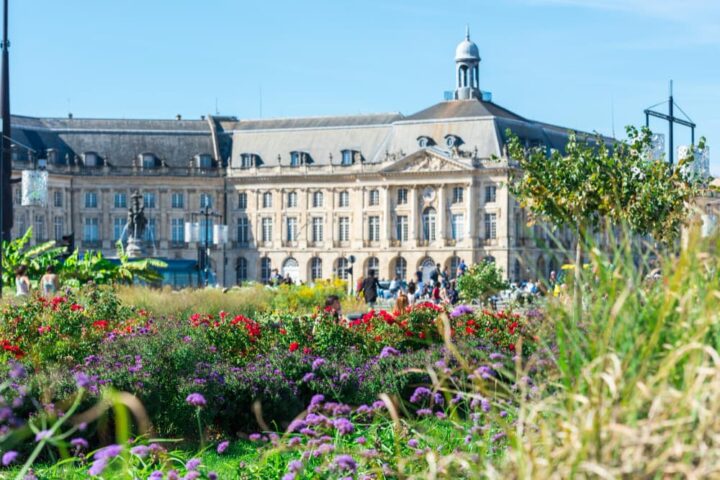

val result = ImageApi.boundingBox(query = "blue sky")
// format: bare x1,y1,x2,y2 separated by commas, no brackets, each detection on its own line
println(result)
10,0,720,171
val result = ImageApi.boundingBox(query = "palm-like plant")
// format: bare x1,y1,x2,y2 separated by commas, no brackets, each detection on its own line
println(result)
2,228,67,286
113,241,167,284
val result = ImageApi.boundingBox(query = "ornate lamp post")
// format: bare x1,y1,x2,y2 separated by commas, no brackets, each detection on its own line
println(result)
185,207,227,287
0,0,12,298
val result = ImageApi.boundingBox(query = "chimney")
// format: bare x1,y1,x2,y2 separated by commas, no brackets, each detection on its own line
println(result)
176,114,182,120
68,112,73,119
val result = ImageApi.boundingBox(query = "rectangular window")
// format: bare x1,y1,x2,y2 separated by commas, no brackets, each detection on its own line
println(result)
237,218,249,244
452,187,464,204
143,192,156,209
198,219,213,244
144,218,157,242
238,192,247,210
53,216,64,240
171,192,184,209
341,150,353,166
261,218,273,243
338,217,350,242
53,191,63,207
287,192,297,208
200,193,213,209
262,192,272,209
484,213,497,240
34,215,46,241
312,217,323,243
171,218,185,244
114,192,127,209
485,185,497,203
397,188,408,205
85,192,98,209
113,217,126,241
339,191,349,208
83,217,99,242
368,216,380,242
286,217,298,242
396,215,408,242
451,213,465,240
368,190,379,206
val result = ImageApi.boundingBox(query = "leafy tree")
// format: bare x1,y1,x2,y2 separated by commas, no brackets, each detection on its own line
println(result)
1,228,66,286
60,249,118,287
507,126,702,314
456,260,508,303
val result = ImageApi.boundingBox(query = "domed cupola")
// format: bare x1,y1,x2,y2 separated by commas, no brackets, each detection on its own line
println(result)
454,26,481,100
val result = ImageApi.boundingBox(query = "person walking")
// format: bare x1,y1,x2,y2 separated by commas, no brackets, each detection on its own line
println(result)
40,265,59,296
360,271,380,308
430,264,441,285
15,265,31,297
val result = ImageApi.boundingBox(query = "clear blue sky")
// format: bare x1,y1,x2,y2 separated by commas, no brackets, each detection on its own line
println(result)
10,0,720,171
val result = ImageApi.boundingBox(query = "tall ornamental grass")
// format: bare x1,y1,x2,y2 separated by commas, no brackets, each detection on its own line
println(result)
490,227,720,478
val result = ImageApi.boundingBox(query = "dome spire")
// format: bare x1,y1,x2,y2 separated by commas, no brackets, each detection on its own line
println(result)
454,28,481,100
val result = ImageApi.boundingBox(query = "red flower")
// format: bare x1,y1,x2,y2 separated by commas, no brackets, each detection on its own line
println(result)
418,332,426,340
70,303,83,312
93,320,109,329
303,347,311,354
279,328,287,335
465,326,475,335
289,342,299,352
508,344,516,352
219,310,228,320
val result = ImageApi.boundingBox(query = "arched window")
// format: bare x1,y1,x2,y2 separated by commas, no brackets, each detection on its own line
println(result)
368,189,380,206
262,192,273,208
236,257,248,283
420,257,435,283
366,257,380,278
338,191,349,208
449,256,461,279
287,191,298,208
422,207,437,242
335,257,349,280
312,191,324,208
260,257,272,283
310,257,323,281
393,257,407,280
282,257,300,283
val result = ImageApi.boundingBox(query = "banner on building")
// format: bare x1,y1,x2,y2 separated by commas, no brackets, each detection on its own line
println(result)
21,170,49,207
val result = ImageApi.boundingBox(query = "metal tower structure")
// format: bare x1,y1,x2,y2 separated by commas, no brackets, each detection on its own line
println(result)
644,80,696,165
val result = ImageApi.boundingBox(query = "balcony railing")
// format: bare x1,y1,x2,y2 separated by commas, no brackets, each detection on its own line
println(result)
12,162,223,178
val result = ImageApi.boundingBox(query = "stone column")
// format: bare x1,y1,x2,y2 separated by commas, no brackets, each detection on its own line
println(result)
409,186,418,248
381,186,391,248
437,185,446,246
466,179,476,248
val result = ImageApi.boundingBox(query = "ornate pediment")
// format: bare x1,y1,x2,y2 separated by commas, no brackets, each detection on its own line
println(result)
380,149,473,174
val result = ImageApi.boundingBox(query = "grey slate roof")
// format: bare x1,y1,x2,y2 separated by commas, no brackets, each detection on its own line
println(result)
402,99,526,122
11,115,218,168
233,113,403,131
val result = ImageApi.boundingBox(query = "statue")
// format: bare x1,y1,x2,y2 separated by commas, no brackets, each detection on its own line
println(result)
126,191,147,258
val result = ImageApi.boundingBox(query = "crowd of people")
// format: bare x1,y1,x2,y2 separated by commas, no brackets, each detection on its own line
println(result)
357,259,468,310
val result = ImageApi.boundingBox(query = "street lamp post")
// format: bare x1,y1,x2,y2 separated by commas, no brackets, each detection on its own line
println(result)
185,206,226,288
0,0,12,298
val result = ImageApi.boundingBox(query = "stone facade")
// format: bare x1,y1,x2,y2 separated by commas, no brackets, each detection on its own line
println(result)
9,33,578,287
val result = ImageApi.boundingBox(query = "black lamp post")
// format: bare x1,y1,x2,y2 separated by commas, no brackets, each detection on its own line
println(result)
0,0,12,298
187,206,225,287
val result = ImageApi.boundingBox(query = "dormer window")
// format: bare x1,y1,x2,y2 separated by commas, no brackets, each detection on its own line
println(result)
239,153,260,169
140,153,157,169
289,151,313,167
83,152,101,167
10,145,21,162
196,154,213,169
340,149,362,166
46,148,59,165
445,135,463,149
417,136,435,148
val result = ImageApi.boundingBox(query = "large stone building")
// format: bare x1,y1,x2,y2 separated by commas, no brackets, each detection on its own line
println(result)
10,32,578,287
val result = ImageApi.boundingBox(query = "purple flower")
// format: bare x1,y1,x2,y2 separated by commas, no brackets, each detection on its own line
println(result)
186,458,201,470
149,472,164,480
416,408,432,416
88,458,109,476
2,451,18,466
301,372,315,382
217,440,230,454
356,436,366,444
407,438,419,448
333,454,357,472
433,393,444,406
288,460,303,472
35,430,52,442
208,473,218,480
378,346,400,358
450,304,474,318
409,387,432,403
130,445,150,457
489,352,505,360
249,433,262,441
288,437,302,447
282,474,296,480
435,411,447,419
500,410,508,418
308,394,325,410
94,444,122,460
492,432,506,442
311,358,326,370
167,471,179,480
71,438,89,450
185,393,206,407
333,418,354,435
183,472,201,480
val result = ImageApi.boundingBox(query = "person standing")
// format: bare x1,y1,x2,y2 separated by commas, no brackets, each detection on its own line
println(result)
15,265,31,297
40,265,59,296
430,264,441,285
407,279,417,305
360,271,380,308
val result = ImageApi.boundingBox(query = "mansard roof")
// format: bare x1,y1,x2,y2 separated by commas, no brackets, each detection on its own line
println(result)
402,99,525,122
232,112,403,131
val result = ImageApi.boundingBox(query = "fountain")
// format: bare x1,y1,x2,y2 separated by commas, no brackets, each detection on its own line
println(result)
126,191,147,259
